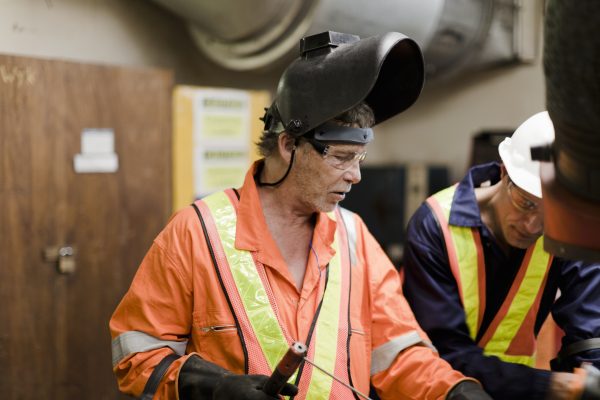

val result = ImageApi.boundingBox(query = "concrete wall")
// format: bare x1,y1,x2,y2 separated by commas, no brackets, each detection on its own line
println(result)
1,0,546,181
373,59,546,180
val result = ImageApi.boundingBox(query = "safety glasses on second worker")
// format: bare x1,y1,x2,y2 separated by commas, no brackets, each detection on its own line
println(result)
304,137,367,170
506,177,542,214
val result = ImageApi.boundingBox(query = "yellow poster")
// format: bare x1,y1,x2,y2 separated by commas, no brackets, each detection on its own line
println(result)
173,86,270,211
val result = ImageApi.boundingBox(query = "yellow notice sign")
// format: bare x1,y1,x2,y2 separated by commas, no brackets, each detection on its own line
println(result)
202,166,247,190
202,114,244,139
172,86,271,211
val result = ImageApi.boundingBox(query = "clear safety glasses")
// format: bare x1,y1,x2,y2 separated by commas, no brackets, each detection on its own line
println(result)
506,178,541,214
305,138,367,170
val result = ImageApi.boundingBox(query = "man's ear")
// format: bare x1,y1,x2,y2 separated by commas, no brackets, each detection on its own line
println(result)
500,164,508,180
277,132,296,163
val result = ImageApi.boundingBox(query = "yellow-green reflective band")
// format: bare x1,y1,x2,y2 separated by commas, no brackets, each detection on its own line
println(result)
433,185,480,340
434,186,457,221
484,350,535,367
484,237,550,362
449,225,480,340
202,192,290,375
304,211,344,399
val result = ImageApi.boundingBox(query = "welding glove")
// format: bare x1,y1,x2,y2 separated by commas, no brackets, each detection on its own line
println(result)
178,354,299,400
446,380,493,400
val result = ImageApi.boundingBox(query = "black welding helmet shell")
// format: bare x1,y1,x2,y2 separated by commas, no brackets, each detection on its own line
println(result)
265,31,424,139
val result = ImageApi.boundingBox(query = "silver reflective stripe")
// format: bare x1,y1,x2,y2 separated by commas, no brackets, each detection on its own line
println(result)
111,330,188,367
339,207,357,267
370,330,434,375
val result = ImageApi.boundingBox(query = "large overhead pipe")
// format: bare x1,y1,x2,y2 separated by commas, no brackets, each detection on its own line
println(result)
151,0,536,81
539,0,600,261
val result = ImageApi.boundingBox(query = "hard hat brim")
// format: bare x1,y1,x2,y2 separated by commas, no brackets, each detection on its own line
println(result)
499,138,543,198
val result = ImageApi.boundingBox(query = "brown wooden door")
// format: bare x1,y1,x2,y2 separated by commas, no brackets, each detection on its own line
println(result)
0,54,172,399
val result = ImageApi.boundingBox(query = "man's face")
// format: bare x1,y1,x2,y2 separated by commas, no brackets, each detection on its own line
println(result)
290,139,366,213
498,175,545,249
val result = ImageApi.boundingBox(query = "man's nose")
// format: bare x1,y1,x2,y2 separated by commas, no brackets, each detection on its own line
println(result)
523,211,544,235
344,161,361,184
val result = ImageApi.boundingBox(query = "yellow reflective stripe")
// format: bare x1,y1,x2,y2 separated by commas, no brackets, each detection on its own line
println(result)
433,186,479,340
434,185,456,221
432,186,551,366
484,237,550,360
449,225,480,340
202,192,289,373
305,211,343,399
484,351,535,367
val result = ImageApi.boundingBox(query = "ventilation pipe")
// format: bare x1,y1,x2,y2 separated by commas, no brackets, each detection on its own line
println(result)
151,0,538,81
537,0,600,261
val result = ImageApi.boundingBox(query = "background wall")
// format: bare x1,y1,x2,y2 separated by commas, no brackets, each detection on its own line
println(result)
0,0,546,181
373,60,545,180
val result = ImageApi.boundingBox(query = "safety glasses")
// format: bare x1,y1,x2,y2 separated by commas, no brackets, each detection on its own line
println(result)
506,177,541,214
305,137,367,170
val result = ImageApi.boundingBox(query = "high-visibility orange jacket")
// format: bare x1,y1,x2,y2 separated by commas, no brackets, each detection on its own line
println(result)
110,162,470,399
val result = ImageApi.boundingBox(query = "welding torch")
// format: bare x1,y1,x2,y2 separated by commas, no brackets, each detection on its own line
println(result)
262,342,307,396
262,341,373,400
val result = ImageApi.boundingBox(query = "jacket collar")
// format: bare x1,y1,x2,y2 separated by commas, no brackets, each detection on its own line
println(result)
235,160,337,269
449,162,501,228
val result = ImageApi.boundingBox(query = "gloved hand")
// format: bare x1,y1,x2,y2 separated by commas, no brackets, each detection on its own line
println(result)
580,364,600,400
446,380,493,400
213,373,298,399
178,354,299,399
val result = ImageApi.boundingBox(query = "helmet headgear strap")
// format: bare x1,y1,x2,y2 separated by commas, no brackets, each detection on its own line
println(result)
257,138,298,187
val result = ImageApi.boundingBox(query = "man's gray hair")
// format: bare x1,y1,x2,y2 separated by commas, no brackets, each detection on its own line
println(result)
256,102,375,157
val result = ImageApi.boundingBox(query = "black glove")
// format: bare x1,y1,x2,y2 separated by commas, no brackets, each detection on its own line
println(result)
446,380,493,400
213,373,298,399
178,355,299,400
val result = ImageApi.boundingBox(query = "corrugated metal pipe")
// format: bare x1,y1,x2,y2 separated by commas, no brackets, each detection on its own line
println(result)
539,0,600,261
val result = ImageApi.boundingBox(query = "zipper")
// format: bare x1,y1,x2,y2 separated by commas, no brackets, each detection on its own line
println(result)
200,324,237,333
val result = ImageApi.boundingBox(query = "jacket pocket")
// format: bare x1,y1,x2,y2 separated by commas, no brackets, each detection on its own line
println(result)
349,320,371,393
191,310,244,373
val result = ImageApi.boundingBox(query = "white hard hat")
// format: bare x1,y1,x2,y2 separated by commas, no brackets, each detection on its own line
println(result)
498,111,555,198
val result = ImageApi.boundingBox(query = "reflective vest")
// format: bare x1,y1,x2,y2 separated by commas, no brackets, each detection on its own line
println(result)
194,189,355,399
427,185,553,366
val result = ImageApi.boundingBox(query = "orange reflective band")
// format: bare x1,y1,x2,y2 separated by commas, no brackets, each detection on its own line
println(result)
428,186,553,366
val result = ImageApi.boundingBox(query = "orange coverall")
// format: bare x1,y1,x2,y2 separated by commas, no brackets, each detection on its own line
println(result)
110,163,470,399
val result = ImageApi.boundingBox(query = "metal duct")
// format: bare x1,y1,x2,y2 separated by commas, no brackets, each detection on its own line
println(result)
539,0,600,261
151,0,536,81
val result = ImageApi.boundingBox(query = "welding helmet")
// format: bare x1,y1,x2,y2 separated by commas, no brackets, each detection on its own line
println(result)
499,111,555,198
262,31,425,144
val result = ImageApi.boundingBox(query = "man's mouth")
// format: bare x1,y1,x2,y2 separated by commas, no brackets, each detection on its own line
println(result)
514,229,532,241
332,191,347,200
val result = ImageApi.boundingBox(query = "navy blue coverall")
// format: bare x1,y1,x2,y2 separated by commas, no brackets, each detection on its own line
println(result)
403,162,600,400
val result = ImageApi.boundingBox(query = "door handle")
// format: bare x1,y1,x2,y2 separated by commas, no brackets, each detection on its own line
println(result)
43,245,77,274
